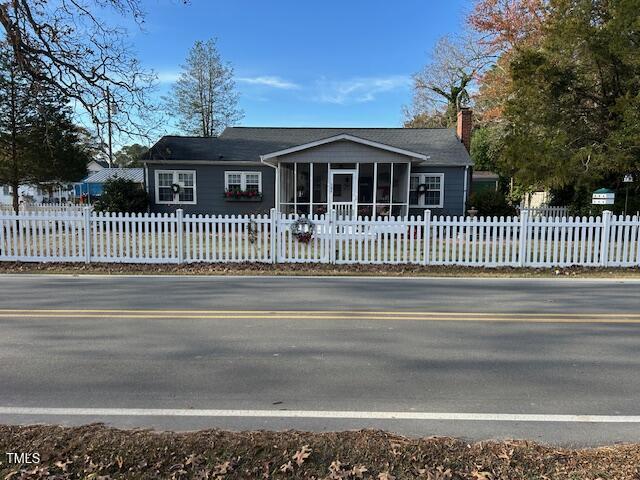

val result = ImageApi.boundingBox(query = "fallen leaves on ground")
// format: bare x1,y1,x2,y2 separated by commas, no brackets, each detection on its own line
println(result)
293,445,311,466
1,261,639,278
0,425,639,479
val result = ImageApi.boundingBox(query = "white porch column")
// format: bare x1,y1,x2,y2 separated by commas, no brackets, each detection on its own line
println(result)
275,164,280,213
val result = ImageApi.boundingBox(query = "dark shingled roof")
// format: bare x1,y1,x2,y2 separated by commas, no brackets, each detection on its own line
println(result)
143,127,472,166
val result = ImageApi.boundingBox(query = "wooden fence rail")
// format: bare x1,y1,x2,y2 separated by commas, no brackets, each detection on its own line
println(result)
0,208,638,267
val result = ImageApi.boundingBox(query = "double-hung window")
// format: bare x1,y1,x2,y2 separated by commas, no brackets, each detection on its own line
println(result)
225,171,262,193
155,170,197,205
409,173,444,208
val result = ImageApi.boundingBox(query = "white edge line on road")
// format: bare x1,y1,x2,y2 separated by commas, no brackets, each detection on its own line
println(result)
1,407,639,423
0,273,638,283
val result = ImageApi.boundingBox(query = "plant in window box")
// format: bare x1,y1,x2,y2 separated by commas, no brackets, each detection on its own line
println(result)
223,189,263,202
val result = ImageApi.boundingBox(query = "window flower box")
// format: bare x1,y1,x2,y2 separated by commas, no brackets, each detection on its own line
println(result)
224,189,263,202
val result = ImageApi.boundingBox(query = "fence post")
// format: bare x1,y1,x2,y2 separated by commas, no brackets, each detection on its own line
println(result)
176,209,184,264
600,210,613,267
83,206,92,264
423,209,431,265
330,209,337,264
270,208,277,264
518,209,529,267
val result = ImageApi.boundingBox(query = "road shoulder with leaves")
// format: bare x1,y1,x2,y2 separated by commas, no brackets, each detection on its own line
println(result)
1,425,639,479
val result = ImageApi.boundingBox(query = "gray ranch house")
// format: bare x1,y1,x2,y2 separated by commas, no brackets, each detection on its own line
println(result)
142,109,473,218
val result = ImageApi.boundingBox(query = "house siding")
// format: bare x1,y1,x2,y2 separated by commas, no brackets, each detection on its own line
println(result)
408,166,470,217
145,163,275,215
275,139,410,164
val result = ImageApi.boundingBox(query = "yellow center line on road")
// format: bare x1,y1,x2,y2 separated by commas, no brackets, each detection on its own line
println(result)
0,309,640,317
0,309,640,323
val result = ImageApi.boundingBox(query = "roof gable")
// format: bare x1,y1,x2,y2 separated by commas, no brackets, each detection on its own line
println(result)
260,133,427,162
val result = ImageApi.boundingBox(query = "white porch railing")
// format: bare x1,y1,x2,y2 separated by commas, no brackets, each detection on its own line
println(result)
333,203,354,219
1,208,639,267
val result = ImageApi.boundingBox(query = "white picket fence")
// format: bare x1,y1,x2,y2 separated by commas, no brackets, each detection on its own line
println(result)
518,205,568,218
0,208,639,267
0,203,88,215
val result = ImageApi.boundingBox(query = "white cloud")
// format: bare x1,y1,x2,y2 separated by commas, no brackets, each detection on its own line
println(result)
237,76,300,90
156,71,181,84
314,75,411,104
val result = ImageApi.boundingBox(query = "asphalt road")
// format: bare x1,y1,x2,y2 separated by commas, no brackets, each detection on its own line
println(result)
1,274,640,446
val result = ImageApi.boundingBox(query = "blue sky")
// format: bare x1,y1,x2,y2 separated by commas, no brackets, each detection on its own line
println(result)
133,0,471,129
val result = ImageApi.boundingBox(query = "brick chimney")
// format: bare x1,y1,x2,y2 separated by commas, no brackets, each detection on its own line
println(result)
456,107,472,153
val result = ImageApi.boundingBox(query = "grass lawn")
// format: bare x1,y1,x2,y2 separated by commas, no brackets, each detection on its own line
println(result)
1,425,639,479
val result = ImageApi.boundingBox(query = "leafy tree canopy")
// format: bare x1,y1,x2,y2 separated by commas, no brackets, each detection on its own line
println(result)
114,144,148,167
502,0,640,190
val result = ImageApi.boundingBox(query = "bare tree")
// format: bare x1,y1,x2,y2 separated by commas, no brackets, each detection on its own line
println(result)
0,0,164,144
167,39,243,137
409,35,494,126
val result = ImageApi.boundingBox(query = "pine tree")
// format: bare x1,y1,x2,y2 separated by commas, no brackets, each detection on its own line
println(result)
0,43,89,212
166,39,243,137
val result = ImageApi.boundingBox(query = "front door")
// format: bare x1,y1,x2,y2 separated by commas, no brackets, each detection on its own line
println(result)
329,170,356,218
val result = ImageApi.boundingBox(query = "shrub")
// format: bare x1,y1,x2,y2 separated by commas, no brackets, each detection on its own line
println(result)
467,190,517,217
94,177,148,213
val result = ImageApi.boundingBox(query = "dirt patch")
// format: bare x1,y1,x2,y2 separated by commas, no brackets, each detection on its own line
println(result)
1,261,640,278
1,425,639,479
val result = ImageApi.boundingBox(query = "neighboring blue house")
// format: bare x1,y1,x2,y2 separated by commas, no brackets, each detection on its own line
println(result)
74,168,144,201
141,110,474,218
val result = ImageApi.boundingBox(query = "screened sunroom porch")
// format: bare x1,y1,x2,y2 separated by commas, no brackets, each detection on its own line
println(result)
276,161,410,218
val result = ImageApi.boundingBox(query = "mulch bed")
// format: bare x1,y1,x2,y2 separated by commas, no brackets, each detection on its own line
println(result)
1,261,640,278
1,425,639,479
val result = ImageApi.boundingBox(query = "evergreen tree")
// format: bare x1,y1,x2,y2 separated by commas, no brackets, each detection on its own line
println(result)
502,0,640,190
0,43,89,212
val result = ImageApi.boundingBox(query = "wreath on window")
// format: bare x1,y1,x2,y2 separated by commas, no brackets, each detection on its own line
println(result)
171,183,181,194
290,217,314,243
417,183,428,197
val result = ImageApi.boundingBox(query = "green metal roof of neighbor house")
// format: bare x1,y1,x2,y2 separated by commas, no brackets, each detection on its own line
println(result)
142,127,473,166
